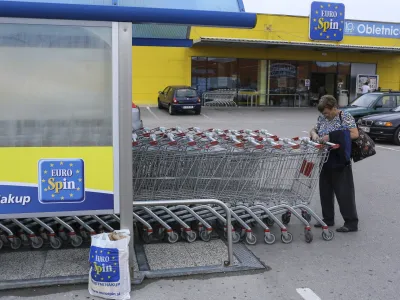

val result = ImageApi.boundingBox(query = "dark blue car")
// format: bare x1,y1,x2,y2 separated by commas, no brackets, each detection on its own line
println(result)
158,85,201,115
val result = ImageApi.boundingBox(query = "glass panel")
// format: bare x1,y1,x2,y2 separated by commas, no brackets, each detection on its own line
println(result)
0,22,112,147
269,61,298,106
380,96,397,108
119,0,240,11
337,62,351,105
296,61,311,107
312,62,338,73
191,57,208,96
4,0,113,4
206,57,238,91
132,24,188,39
237,59,259,106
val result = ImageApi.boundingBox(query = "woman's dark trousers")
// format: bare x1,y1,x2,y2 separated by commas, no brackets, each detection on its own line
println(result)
319,164,358,229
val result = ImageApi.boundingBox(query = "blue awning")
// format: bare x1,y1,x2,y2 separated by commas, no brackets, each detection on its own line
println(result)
0,1,257,28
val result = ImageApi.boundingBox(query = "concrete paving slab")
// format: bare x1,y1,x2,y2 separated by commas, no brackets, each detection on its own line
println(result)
184,239,239,267
0,251,46,281
143,242,197,270
41,249,89,278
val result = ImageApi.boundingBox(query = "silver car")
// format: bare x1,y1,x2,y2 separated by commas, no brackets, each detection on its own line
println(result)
132,102,143,132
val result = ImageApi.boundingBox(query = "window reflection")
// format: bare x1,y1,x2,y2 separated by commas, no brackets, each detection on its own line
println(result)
0,22,112,147
191,57,372,108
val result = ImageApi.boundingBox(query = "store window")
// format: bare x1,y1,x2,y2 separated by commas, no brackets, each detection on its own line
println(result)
312,62,338,73
337,62,351,106
268,60,298,106
191,57,354,107
207,57,238,90
191,57,261,106
237,59,260,106
191,57,208,95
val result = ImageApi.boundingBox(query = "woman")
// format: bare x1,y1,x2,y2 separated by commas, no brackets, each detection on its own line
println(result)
309,95,359,233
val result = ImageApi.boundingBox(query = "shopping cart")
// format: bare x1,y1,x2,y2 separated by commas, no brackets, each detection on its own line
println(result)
131,126,337,244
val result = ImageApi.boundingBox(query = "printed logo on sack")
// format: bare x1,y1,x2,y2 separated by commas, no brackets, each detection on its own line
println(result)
309,1,345,42
90,246,120,283
38,159,85,203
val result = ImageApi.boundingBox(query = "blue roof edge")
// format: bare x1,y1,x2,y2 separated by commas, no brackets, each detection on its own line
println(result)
132,38,193,47
0,1,257,28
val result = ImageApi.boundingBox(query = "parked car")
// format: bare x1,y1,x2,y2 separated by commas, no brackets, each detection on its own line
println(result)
358,105,400,145
158,86,201,115
132,102,143,131
341,91,400,122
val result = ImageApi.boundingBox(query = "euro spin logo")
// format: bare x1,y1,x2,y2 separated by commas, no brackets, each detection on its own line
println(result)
309,2,345,42
90,246,120,283
38,159,85,203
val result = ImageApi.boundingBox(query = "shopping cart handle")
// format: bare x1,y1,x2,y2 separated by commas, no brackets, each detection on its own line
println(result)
300,137,340,149
205,132,219,145
167,132,175,142
325,141,340,149
247,137,264,149
229,135,244,147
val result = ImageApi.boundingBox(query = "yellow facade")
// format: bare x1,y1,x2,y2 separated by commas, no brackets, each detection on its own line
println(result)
132,14,400,105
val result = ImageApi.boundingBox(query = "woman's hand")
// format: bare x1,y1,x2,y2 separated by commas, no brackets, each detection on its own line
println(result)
310,131,319,142
320,135,330,143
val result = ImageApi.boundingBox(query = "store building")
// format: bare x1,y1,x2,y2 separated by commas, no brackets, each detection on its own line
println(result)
132,1,400,107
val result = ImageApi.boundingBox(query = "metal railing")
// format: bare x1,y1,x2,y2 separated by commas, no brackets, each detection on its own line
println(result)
200,90,312,107
132,199,234,266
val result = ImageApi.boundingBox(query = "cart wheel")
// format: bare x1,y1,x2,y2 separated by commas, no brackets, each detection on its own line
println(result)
301,211,312,222
200,230,212,242
186,231,197,243
322,230,335,241
281,232,293,244
245,233,257,245
58,231,68,241
31,237,44,249
10,237,22,250
304,230,313,243
180,231,186,240
282,213,291,225
265,217,275,227
142,232,152,244
50,237,62,249
232,231,241,244
71,235,83,248
156,230,165,241
167,232,179,244
264,233,276,245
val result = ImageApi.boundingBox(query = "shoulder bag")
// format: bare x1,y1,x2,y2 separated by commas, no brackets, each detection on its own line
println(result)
339,112,376,162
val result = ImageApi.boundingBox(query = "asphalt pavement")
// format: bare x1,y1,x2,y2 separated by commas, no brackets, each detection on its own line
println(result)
1,107,400,300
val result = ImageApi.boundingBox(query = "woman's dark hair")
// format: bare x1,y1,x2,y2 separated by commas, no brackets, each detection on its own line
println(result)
318,95,338,113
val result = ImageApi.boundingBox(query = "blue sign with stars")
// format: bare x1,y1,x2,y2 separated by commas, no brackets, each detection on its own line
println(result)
38,158,85,204
90,246,120,283
309,1,345,42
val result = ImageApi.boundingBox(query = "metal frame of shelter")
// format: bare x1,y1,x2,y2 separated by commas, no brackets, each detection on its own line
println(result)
0,0,256,277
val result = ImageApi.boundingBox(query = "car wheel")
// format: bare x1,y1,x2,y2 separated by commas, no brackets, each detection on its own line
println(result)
158,99,163,109
194,109,201,115
168,105,175,115
393,127,400,145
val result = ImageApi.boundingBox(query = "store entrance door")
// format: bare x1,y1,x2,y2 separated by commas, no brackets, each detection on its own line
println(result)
310,73,337,102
